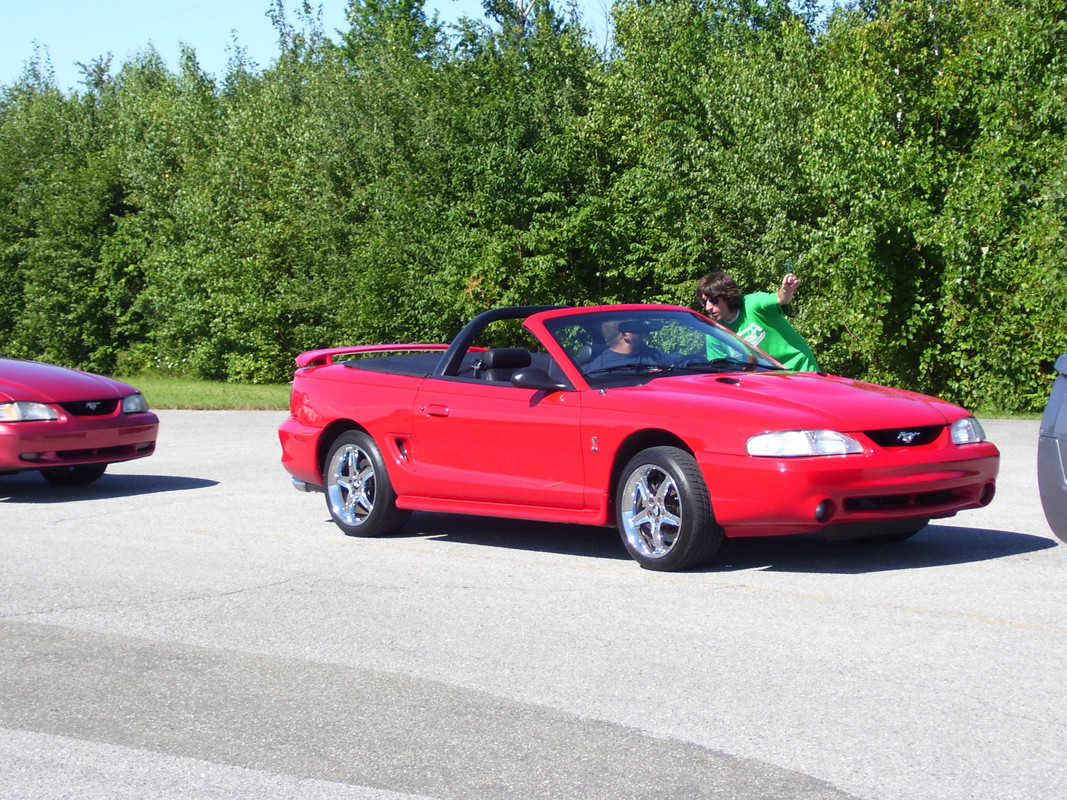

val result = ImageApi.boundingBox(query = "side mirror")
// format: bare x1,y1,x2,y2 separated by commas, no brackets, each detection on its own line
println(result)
510,367,571,393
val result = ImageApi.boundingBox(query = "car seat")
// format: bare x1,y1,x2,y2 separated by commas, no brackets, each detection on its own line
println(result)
575,344,606,366
478,348,533,382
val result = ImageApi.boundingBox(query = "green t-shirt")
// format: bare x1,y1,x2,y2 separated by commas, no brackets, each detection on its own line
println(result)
712,291,818,371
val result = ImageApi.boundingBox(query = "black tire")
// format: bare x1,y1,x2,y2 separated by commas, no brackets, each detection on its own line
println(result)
323,431,410,537
41,464,108,486
615,446,723,571
863,519,930,543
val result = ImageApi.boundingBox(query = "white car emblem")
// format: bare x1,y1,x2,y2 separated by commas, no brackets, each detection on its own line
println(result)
86,401,100,411
897,430,920,444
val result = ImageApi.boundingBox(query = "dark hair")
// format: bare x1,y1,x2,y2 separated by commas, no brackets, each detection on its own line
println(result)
697,271,742,312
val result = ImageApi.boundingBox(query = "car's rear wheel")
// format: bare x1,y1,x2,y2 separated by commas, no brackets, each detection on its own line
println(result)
616,446,723,571
41,464,108,486
324,431,410,537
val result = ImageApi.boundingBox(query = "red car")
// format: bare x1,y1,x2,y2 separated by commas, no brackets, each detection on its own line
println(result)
279,305,999,571
0,358,159,485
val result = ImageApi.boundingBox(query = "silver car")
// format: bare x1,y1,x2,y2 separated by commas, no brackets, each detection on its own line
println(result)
1038,354,1067,542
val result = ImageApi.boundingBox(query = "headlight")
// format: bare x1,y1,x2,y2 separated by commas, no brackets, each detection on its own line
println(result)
0,401,59,422
951,416,986,445
122,393,150,414
747,430,864,457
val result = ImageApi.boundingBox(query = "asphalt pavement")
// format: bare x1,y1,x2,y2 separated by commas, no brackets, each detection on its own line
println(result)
0,412,1063,799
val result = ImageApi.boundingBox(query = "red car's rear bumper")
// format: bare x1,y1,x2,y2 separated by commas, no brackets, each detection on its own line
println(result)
278,415,325,488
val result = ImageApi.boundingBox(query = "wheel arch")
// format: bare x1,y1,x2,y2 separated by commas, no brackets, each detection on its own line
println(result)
606,429,693,524
316,419,367,477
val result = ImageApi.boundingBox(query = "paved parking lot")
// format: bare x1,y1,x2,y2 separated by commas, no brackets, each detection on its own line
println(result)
1,413,1063,799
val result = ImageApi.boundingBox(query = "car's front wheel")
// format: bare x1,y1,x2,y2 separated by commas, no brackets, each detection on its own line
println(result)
41,464,108,486
323,431,410,537
616,447,723,571
863,519,930,543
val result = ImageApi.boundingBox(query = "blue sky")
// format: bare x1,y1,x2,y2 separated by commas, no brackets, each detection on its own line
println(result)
2,0,613,92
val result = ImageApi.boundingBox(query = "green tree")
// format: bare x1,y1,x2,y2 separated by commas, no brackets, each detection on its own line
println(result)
0,62,65,346
146,11,345,382
0,0,1061,410
806,0,1066,409
427,0,605,319
0,57,129,371
589,0,820,304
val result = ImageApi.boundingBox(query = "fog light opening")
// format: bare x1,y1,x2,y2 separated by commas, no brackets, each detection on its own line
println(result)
814,500,835,523
979,483,996,507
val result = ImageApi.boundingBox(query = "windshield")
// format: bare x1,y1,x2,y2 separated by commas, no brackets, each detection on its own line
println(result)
543,308,783,386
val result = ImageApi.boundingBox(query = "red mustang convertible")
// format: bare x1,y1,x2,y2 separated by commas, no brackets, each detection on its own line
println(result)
279,305,999,571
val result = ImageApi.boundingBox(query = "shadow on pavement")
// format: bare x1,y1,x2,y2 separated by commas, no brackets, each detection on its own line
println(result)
0,473,218,503
400,512,631,562
716,524,1057,574
393,514,1058,573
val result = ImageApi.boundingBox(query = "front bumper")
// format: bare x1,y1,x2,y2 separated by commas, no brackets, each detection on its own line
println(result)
700,442,1000,537
0,413,158,471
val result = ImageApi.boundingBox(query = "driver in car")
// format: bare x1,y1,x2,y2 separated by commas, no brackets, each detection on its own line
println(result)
584,319,686,374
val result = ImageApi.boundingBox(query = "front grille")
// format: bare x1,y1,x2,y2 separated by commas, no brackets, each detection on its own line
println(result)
864,425,943,448
844,489,959,512
59,399,118,417
55,446,128,459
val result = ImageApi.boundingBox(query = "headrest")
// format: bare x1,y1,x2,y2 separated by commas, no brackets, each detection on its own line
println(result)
480,347,532,369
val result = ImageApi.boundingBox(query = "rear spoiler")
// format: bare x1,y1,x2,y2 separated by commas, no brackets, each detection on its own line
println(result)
295,344,450,369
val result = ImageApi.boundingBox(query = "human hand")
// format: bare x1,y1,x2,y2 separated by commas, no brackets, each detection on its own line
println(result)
781,273,800,294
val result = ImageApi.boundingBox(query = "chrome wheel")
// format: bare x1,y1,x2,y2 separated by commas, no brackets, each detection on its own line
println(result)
616,446,722,571
620,464,683,560
327,442,377,528
323,431,410,537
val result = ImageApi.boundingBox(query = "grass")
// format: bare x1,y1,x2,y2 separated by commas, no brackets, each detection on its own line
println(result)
118,375,291,411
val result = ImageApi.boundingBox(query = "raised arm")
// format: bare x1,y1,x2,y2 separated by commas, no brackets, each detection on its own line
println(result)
778,272,800,306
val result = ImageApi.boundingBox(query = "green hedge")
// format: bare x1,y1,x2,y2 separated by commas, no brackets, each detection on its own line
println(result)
1,0,1063,411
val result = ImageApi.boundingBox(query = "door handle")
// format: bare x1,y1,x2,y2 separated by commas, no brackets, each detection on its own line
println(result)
424,404,449,417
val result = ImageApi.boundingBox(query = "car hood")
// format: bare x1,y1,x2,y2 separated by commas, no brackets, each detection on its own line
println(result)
0,358,135,404
609,370,966,430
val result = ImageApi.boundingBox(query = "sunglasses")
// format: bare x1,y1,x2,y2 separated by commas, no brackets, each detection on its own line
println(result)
702,295,721,304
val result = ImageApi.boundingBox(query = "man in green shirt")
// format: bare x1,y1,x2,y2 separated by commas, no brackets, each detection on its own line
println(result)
697,270,819,372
